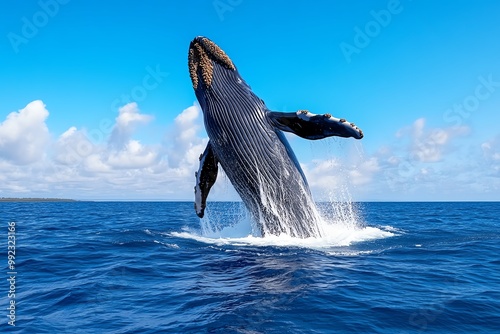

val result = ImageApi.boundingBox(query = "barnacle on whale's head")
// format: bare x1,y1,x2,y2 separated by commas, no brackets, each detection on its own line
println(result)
188,36,235,89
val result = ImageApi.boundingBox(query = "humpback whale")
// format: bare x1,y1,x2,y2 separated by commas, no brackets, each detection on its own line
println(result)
190,36,363,238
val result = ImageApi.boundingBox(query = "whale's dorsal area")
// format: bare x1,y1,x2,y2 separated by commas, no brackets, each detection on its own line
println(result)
189,36,363,238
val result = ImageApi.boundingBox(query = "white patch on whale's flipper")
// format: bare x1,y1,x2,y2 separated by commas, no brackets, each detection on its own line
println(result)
194,141,219,218
267,110,364,140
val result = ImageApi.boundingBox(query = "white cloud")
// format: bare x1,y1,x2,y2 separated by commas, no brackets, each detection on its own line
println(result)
301,153,381,201
409,118,469,162
303,159,343,194
368,118,500,199
106,140,158,169
167,103,207,169
482,135,500,161
299,117,498,201
54,126,94,165
0,102,498,201
83,154,112,173
109,102,153,149
0,100,211,200
482,135,500,175
0,100,50,164
349,157,380,186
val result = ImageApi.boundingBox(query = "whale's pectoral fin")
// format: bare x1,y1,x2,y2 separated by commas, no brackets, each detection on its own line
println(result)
194,141,219,218
267,110,363,140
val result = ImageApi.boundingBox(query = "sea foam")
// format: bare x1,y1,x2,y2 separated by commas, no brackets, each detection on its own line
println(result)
172,200,394,249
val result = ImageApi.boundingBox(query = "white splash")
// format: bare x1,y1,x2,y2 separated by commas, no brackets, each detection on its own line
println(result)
181,144,395,249
172,198,394,249
172,224,393,249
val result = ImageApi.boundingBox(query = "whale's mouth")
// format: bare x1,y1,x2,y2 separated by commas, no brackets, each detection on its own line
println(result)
188,36,236,89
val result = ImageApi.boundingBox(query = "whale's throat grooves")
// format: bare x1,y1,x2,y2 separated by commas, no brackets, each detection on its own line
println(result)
201,64,322,237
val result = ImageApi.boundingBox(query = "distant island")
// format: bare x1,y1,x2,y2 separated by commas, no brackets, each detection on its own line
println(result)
0,198,77,202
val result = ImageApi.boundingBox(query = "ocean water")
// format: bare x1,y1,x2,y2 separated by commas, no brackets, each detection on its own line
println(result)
1,201,499,333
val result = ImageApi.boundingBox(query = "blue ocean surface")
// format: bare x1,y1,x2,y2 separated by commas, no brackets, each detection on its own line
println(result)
1,201,499,333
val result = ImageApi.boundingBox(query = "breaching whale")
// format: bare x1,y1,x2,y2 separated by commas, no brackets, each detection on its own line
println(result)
190,36,363,238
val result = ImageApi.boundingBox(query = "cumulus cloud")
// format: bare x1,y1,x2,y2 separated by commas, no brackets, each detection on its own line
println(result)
1,101,498,201
54,126,94,165
349,157,380,186
106,140,158,169
482,135,500,161
301,116,497,201
52,102,160,172
481,135,500,175
301,145,381,201
370,117,500,199
0,100,50,164
167,103,207,170
303,159,344,194
109,102,153,149
83,154,112,173
0,100,211,200
406,118,469,162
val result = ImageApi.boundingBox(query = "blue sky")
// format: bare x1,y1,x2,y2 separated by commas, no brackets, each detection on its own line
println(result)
1,0,499,201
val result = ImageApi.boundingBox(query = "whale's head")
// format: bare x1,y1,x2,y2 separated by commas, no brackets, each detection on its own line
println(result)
188,37,237,92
